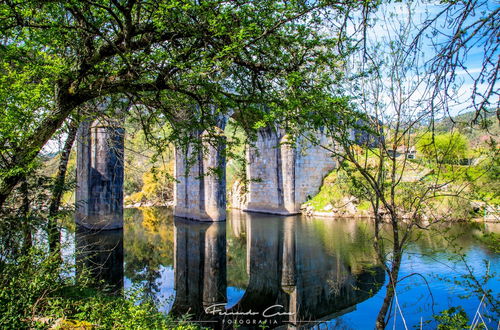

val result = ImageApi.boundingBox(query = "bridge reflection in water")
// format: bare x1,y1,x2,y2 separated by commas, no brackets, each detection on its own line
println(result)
75,210,384,328
75,226,124,294
171,211,384,328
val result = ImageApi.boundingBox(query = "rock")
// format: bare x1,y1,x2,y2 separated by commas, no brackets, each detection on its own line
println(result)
305,205,314,216
323,204,333,211
345,202,357,215
230,179,248,210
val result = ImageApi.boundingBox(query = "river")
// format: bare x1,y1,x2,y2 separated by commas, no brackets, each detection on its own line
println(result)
63,207,499,329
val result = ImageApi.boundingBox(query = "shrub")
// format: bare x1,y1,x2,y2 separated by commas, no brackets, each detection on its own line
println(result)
416,132,469,163
434,306,471,329
0,248,196,329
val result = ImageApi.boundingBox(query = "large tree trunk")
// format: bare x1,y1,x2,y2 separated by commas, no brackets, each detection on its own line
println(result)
48,120,78,253
0,84,86,210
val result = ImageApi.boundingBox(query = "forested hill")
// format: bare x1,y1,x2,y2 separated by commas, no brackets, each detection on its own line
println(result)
434,110,499,135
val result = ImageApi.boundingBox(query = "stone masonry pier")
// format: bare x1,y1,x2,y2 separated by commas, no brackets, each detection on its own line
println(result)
76,121,335,225
244,127,336,215
173,126,336,221
75,120,124,229
173,130,227,221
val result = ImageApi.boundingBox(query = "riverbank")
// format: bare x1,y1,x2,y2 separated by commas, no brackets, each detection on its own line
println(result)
124,200,174,209
124,197,499,223
301,202,499,223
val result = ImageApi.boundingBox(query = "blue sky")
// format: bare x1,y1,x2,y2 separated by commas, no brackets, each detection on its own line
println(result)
407,2,495,114
344,0,499,119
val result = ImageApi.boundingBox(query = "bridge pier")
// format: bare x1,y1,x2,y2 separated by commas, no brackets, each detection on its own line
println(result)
244,128,295,215
75,120,124,230
173,131,226,221
244,128,336,215
173,126,336,219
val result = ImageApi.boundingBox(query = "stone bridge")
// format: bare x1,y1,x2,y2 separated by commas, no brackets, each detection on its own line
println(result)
75,120,337,229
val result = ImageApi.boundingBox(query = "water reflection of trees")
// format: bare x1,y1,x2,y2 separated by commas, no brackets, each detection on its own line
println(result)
311,218,379,275
226,211,249,289
123,207,174,301
410,222,484,254
312,218,486,267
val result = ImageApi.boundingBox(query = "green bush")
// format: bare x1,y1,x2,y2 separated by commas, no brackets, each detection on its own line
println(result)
434,307,471,329
44,287,196,329
417,132,469,164
0,248,197,329
433,306,488,329
0,250,63,328
125,163,174,206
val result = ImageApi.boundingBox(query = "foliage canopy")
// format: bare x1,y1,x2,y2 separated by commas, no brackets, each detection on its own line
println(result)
0,0,366,206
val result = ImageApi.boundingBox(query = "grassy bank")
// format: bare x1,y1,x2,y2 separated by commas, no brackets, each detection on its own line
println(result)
306,154,498,222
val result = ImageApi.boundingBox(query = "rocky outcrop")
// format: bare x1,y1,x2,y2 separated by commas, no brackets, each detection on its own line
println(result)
229,178,247,210
302,197,370,218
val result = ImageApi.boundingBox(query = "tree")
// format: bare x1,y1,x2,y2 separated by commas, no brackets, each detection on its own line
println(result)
413,0,499,121
284,2,497,328
47,119,78,254
416,131,469,163
0,0,366,209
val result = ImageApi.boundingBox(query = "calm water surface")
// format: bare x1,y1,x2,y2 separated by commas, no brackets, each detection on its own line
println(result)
67,207,499,329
